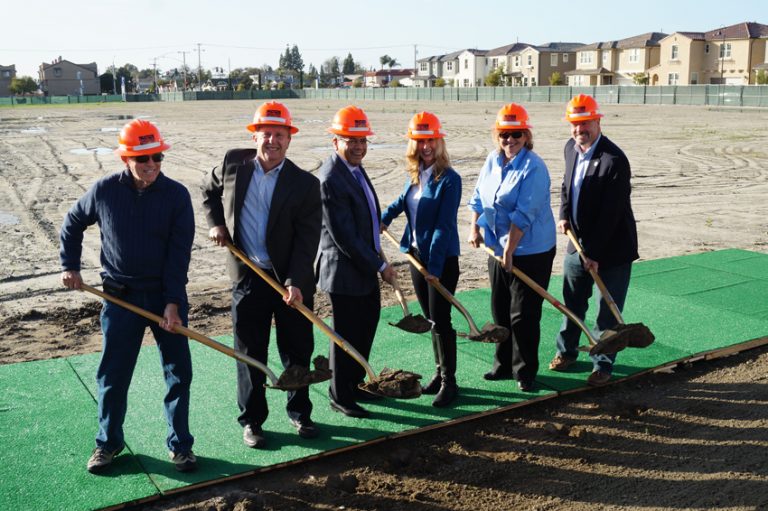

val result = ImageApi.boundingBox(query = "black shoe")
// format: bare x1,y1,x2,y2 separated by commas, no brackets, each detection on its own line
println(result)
354,388,384,401
517,380,534,392
330,399,370,418
432,380,458,407
289,417,319,439
169,450,198,472
420,372,442,395
483,369,513,381
243,424,267,449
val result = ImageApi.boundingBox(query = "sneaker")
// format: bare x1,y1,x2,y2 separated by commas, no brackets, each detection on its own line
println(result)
587,370,611,386
289,417,319,439
87,445,124,473
548,354,576,372
243,424,267,449
169,450,198,472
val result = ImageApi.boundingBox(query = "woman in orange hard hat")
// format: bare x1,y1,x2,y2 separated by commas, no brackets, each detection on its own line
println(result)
381,112,462,407
467,104,556,392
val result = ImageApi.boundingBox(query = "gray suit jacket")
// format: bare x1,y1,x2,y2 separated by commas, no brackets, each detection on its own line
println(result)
317,153,384,296
201,148,321,297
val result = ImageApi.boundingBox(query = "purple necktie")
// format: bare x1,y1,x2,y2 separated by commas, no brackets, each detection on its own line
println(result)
352,168,381,252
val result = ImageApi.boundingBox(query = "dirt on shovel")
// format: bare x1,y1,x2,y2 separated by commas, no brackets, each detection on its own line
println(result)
272,355,333,391
389,314,432,334
589,323,656,356
359,368,423,399
458,323,510,343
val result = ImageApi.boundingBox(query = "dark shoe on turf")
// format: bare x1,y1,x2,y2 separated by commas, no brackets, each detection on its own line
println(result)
548,354,576,372
587,370,611,386
243,424,267,449
517,380,535,392
420,371,442,394
330,399,370,418
483,369,513,381
289,417,319,439
169,450,198,472
87,445,124,473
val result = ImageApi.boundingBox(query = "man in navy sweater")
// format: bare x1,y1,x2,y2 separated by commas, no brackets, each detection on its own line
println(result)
60,120,196,474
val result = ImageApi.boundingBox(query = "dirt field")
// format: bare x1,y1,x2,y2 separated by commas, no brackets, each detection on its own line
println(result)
1,100,767,510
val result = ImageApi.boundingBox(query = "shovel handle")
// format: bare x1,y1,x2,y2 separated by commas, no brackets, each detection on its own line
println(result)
480,244,597,346
225,242,378,381
79,283,280,384
380,249,411,316
382,229,481,336
564,229,625,325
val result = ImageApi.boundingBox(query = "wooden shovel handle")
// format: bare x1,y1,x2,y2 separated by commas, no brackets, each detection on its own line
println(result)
79,283,279,384
382,229,481,335
225,242,377,381
564,229,624,325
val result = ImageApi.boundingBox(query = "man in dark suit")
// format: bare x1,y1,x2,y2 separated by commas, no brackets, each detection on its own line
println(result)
202,101,321,446
548,94,638,386
317,105,396,418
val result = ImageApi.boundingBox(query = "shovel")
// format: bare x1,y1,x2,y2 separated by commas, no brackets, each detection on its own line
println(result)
480,245,629,355
565,229,655,352
382,229,508,343
226,242,422,399
79,283,330,391
380,249,432,334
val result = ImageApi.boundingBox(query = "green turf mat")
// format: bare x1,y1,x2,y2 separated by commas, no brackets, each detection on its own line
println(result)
0,359,158,511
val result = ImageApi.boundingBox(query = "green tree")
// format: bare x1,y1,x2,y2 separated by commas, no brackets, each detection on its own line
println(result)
485,65,504,86
633,73,649,85
549,71,564,86
756,69,768,85
290,45,304,72
352,77,363,88
9,76,37,95
342,53,355,74
434,77,446,87
379,54,391,69
390,79,401,87
387,58,400,70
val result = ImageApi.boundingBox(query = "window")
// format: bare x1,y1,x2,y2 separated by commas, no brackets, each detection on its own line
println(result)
629,49,639,63
514,55,520,67
527,55,532,66
563,53,569,63
671,45,679,60
492,58,498,68
602,52,609,65
667,72,679,85
446,61,453,71
1,70,10,78
705,43,710,54
690,72,698,84
419,62,427,72
531,77,536,86
579,52,593,65
463,79,470,87
720,42,732,59
464,59,468,69
53,67,62,77
551,53,557,66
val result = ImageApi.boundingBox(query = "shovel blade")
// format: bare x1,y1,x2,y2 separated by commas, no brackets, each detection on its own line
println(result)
358,367,423,399
467,323,509,343
269,355,333,391
388,314,433,334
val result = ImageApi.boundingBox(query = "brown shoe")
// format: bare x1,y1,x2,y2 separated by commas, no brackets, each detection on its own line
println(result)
548,354,575,372
587,370,611,386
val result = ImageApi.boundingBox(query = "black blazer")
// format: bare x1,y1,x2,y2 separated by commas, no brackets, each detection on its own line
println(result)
201,148,321,297
317,153,384,296
559,135,638,268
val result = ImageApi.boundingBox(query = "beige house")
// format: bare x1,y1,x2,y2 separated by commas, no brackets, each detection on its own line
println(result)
0,64,16,96
486,43,533,85
454,49,488,87
568,32,666,86
363,68,414,87
38,57,100,96
519,43,582,86
648,22,768,85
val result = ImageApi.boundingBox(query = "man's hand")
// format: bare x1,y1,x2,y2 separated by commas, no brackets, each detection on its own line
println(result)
557,219,571,234
380,264,397,286
467,225,483,248
284,285,303,307
208,225,231,247
160,303,182,333
61,270,83,290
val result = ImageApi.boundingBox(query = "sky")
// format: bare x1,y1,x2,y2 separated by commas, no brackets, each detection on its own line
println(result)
2,0,766,79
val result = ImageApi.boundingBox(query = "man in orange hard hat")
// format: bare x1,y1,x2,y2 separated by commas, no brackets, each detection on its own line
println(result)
548,94,638,386
317,105,397,418
202,101,321,447
60,119,197,473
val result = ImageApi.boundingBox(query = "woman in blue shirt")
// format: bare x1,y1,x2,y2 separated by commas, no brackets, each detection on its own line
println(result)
467,104,556,392
382,112,462,407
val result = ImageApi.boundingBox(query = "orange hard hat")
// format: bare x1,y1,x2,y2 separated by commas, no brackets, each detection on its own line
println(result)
115,119,171,156
495,103,533,131
328,105,374,137
246,101,299,134
564,94,603,123
407,111,445,139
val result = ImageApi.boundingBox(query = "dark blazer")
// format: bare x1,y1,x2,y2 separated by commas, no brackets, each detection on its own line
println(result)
381,167,461,277
317,153,384,296
201,148,321,297
560,135,638,268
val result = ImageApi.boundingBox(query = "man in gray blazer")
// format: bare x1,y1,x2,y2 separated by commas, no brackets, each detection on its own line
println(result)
202,101,321,446
317,105,396,418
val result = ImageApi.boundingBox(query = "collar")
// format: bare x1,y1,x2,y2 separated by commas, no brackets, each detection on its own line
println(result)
119,169,165,192
255,157,286,175
575,134,601,160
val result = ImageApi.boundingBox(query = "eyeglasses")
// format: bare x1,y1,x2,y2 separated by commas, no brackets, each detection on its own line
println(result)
498,131,524,140
132,153,164,163
338,137,369,146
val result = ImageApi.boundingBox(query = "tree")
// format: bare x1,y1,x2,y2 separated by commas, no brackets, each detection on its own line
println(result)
380,55,391,69
352,77,363,88
321,56,341,87
756,69,768,85
387,58,400,70
485,65,504,86
9,76,37,95
549,71,564,86
434,77,446,88
342,53,356,75
633,73,649,85
390,79,401,88
290,45,304,72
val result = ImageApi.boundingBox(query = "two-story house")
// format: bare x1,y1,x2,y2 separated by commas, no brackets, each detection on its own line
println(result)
38,57,100,96
522,42,582,86
568,32,666,86
486,43,533,85
0,64,16,96
453,49,488,87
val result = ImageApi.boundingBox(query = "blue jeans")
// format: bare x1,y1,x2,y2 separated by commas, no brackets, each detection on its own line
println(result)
555,251,632,374
96,290,193,454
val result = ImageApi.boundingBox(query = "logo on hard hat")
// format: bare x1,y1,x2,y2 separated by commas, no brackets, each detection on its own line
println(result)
416,123,429,131
354,119,368,128
266,109,282,118
503,114,517,122
138,134,156,145
572,106,587,114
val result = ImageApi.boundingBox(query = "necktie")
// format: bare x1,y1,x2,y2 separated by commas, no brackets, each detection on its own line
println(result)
352,169,381,252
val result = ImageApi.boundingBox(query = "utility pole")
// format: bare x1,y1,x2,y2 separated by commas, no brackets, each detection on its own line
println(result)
178,50,189,91
196,43,205,87
111,57,117,95
152,58,158,93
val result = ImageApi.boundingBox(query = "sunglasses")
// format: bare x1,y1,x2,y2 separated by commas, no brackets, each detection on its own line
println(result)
499,131,524,140
132,153,164,163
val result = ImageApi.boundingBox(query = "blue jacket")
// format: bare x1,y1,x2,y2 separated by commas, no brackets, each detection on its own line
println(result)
60,170,195,306
381,167,461,277
468,148,555,256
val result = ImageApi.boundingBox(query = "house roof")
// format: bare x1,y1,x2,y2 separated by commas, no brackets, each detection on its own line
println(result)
534,42,585,52
565,67,613,76
365,69,414,77
0,64,16,71
577,31,667,51
40,58,97,73
704,21,768,40
486,43,532,56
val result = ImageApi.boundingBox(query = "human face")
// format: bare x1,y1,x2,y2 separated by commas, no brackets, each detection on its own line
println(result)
570,118,601,151
333,136,368,167
126,152,163,190
417,138,437,167
254,126,291,171
498,130,526,160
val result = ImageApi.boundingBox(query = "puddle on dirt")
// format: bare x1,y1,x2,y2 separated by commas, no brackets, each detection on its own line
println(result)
21,127,47,134
0,211,20,225
100,127,119,132
69,147,113,155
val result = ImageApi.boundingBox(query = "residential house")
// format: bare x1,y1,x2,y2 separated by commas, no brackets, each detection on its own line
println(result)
454,49,488,87
520,42,582,86
648,22,768,85
38,57,99,96
0,64,16,96
363,68,414,87
414,50,466,87
567,32,666,86
486,43,533,85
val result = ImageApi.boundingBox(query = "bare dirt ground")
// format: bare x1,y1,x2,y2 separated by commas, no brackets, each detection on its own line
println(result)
1,100,767,510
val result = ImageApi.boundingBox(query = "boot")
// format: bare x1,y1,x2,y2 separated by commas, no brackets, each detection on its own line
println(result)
432,330,458,408
421,331,442,395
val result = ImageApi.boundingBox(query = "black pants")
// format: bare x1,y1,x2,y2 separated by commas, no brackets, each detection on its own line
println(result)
409,254,460,337
328,288,381,405
488,247,555,383
232,270,314,427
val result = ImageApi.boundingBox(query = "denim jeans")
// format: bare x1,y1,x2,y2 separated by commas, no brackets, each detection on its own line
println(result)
555,251,632,374
96,289,193,454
